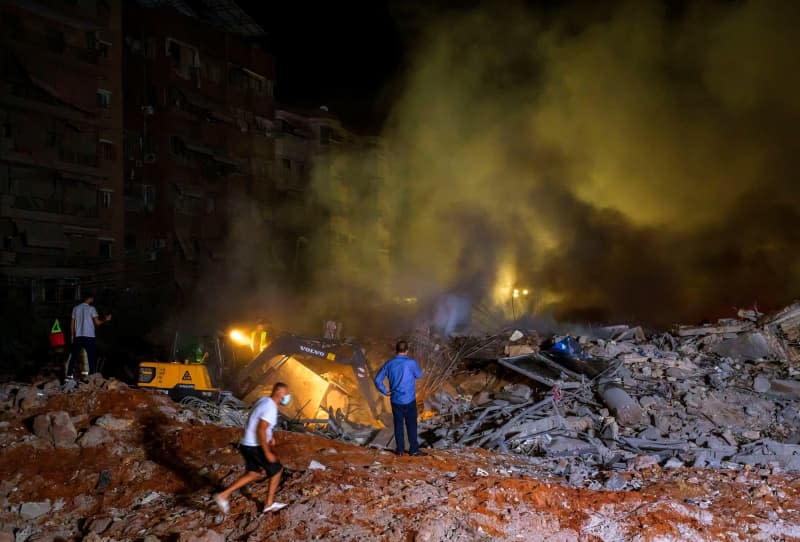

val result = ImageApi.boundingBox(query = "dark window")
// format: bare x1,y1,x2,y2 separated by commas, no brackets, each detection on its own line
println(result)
100,141,115,161
320,126,332,145
46,29,65,54
100,190,112,208
168,40,180,68
124,233,136,251
97,89,111,109
99,241,111,259
169,135,185,156
282,158,291,170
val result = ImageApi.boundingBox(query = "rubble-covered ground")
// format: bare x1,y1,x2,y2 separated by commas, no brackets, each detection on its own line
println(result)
3,375,800,541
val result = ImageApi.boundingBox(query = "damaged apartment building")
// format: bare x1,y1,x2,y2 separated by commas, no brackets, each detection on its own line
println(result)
0,0,124,303
275,107,392,298
122,0,276,296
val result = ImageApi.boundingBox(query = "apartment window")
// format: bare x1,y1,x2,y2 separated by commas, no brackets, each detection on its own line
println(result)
168,40,181,68
142,184,155,210
320,126,332,145
100,189,112,209
2,123,11,138
123,131,139,160
99,140,116,161
46,29,65,54
97,89,112,109
282,158,291,171
144,37,157,58
99,240,111,260
169,135,185,156
206,197,215,215
124,233,136,251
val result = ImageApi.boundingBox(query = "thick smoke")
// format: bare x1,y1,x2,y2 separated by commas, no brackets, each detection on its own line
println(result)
308,0,800,328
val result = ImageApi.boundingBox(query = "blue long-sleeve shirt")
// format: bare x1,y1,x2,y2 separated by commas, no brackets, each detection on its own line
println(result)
374,355,423,405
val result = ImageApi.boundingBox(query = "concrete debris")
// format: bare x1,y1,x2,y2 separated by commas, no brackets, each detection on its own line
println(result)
32,411,77,448
409,303,800,485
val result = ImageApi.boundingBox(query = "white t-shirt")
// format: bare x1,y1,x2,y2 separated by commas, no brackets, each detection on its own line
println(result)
241,396,278,446
72,303,99,338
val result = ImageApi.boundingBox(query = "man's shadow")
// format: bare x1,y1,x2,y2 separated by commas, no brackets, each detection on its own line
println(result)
140,410,221,503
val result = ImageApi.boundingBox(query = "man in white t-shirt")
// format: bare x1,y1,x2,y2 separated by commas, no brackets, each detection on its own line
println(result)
67,292,111,379
214,382,291,514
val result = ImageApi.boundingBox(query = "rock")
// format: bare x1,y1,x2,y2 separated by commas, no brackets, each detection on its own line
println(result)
143,536,161,542
604,473,627,491
599,385,644,426
178,529,225,542
502,383,532,400
105,379,128,391
639,396,658,409
78,425,112,448
87,517,112,534
632,455,660,470
664,457,684,469
15,386,42,412
308,460,327,471
753,375,771,393
742,430,761,440
50,411,78,447
95,414,133,431
32,411,77,448
19,500,51,520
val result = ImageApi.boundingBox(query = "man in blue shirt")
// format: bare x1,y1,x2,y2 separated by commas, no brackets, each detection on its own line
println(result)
374,340,423,456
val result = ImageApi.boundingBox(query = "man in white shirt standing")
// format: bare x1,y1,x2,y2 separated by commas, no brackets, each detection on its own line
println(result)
214,382,291,514
68,292,111,379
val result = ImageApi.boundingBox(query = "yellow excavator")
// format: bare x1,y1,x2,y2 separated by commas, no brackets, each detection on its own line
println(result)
136,333,389,423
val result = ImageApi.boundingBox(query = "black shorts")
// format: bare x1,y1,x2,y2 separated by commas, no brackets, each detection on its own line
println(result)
240,445,282,477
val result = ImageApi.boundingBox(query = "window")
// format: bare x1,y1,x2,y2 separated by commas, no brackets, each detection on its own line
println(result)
168,40,181,68
124,233,136,251
100,189,112,209
99,140,115,161
282,158,291,171
206,197,215,215
2,122,11,138
46,29,65,54
169,135,185,156
142,184,155,211
96,89,112,109
320,126,332,145
99,241,111,260
144,37,157,58
123,131,139,160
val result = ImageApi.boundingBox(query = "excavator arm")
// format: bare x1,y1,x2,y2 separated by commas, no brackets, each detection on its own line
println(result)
235,334,389,423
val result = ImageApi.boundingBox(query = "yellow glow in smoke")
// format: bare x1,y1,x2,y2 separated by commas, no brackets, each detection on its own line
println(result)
228,329,250,346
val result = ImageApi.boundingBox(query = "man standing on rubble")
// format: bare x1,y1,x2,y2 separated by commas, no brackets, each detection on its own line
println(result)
214,382,291,514
374,340,424,456
67,291,111,379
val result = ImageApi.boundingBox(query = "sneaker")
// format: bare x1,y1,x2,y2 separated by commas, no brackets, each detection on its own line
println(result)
263,502,288,513
408,450,425,457
213,493,229,514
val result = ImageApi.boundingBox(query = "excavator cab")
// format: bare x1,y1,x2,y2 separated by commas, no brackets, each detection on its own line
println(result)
236,334,391,426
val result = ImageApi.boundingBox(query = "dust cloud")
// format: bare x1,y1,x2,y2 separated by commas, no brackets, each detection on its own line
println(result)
307,0,800,328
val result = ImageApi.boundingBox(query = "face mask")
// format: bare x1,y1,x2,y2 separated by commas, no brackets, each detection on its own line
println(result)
280,394,291,406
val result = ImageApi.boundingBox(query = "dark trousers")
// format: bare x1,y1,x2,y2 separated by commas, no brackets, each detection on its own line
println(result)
68,336,97,376
391,400,419,454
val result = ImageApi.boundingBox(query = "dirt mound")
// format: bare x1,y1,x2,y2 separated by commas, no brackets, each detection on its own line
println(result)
1,378,800,541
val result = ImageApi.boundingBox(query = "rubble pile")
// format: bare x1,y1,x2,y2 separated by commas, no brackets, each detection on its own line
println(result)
421,303,800,487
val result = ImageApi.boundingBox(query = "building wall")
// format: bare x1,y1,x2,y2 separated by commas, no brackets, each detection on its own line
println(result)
122,4,275,289
0,0,124,302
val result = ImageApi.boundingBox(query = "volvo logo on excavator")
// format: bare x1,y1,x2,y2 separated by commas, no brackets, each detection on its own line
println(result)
299,345,326,358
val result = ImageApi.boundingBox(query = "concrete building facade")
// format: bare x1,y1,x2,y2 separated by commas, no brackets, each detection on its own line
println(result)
122,1,276,294
0,0,124,303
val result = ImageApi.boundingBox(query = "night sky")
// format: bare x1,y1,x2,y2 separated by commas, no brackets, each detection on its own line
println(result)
237,1,404,132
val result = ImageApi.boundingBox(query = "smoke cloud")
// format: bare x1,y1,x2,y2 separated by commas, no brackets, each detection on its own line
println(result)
307,0,800,328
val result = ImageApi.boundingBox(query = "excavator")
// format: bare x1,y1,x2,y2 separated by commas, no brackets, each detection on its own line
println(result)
137,333,390,424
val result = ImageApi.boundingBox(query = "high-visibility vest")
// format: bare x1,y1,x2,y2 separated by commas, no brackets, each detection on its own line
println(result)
49,319,65,348
250,330,267,353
